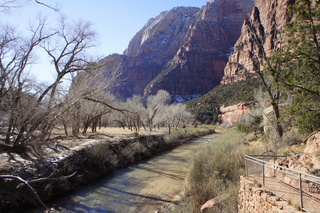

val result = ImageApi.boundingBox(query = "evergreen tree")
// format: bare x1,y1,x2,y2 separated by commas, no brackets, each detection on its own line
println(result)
281,0,320,133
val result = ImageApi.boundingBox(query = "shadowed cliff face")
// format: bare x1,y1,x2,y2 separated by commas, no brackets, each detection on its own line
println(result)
103,0,254,99
221,0,294,84
107,7,199,99
144,0,254,96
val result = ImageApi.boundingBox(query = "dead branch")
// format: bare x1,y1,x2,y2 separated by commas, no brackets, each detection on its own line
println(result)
34,0,59,12
0,175,51,212
0,171,76,212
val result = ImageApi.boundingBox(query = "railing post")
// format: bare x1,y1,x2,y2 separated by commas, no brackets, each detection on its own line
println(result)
245,157,248,177
262,162,265,186
299,173,304,210
273,156,276,177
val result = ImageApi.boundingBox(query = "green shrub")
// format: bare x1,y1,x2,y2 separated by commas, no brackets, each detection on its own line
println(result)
237,115,263,133
165,125,215,144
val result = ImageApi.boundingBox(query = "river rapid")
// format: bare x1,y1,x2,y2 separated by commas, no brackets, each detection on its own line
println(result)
29,133,218,213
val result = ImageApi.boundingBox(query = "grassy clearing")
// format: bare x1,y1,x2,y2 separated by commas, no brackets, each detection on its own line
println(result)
173,128,264,213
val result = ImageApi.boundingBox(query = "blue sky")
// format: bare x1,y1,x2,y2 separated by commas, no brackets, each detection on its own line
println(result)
1,0,209,82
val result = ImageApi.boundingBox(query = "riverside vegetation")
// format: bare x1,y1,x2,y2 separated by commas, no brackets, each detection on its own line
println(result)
0,125,216,211
172,128,264,213
172,126,309,213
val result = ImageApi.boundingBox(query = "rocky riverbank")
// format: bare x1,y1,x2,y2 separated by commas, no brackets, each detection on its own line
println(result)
0,127,215,212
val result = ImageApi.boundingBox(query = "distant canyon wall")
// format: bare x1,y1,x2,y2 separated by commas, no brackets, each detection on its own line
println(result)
103,0,294,100
103,0,254,99
144,0,254,96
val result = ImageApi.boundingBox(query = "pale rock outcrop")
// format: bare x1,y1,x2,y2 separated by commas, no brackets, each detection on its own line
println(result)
219,102,255,126
304,130,320,155
200,195,226,213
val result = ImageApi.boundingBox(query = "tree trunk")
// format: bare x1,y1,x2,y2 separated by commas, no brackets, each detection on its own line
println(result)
72,101,81,137
272,103,283,138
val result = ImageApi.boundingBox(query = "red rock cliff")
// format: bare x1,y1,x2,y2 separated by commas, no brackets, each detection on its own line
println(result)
105,7,199,98
221,0,294,84
144,0,254,97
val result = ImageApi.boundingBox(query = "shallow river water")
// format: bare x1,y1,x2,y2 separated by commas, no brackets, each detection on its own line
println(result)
30,133,218,213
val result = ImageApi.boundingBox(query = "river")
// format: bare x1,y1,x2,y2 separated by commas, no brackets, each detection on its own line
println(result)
30,133,217,213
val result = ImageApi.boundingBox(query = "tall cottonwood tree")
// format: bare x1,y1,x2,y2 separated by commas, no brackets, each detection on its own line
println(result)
0,19,52,146
68,54,124,136
0,17,118,149
146,90,171,131
123,95,147,133
160,103,193,134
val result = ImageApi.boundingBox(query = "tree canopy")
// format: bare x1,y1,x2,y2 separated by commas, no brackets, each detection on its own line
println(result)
280,0,320,133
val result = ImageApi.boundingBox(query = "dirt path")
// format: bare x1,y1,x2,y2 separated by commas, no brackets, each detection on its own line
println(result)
27,134,218,213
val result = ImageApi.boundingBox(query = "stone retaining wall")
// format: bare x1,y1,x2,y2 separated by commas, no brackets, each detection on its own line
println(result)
238,176,301,213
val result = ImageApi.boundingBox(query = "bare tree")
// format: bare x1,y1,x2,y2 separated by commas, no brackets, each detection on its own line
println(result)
0,19,53,147
0,17,122,150
122,95,147,133
146,90,171,132
0,0,59,13
160,103,193,134
67,54,124,136
80,94,114,134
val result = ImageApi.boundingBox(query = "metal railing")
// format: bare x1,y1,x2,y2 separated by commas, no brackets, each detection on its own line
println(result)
245,155,320,213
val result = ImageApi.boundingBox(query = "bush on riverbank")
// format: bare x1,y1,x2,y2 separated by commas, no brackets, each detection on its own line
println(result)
165,125,215,143
173,128,254,213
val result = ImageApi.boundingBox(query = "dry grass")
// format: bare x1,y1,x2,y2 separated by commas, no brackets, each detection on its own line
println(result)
95,127,168,136
49,127,168,138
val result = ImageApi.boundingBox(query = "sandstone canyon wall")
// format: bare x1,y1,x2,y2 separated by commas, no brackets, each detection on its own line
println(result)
107,7,199,98
221,0,294,84
103,0,254,100
144,0,254,98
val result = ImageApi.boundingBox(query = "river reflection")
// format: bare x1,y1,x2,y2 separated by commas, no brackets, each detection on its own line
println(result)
28,134,217,213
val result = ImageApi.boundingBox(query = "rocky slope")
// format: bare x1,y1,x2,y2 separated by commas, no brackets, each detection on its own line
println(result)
103,0,254,100
221,0,294,84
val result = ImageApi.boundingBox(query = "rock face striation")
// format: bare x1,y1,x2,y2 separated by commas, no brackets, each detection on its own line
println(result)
144,0,254,98
103,0,254,100
221,0,294,84
107,7,199,98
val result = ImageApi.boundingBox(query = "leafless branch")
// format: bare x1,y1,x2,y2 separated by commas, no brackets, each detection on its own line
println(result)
34,0,59,12
0,171,76,212
0,175,50,212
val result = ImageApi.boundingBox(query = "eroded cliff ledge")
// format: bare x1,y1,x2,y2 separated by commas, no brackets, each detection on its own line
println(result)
221,0,294,84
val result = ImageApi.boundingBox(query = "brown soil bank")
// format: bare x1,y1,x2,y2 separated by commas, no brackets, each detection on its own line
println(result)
0,128,215,212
